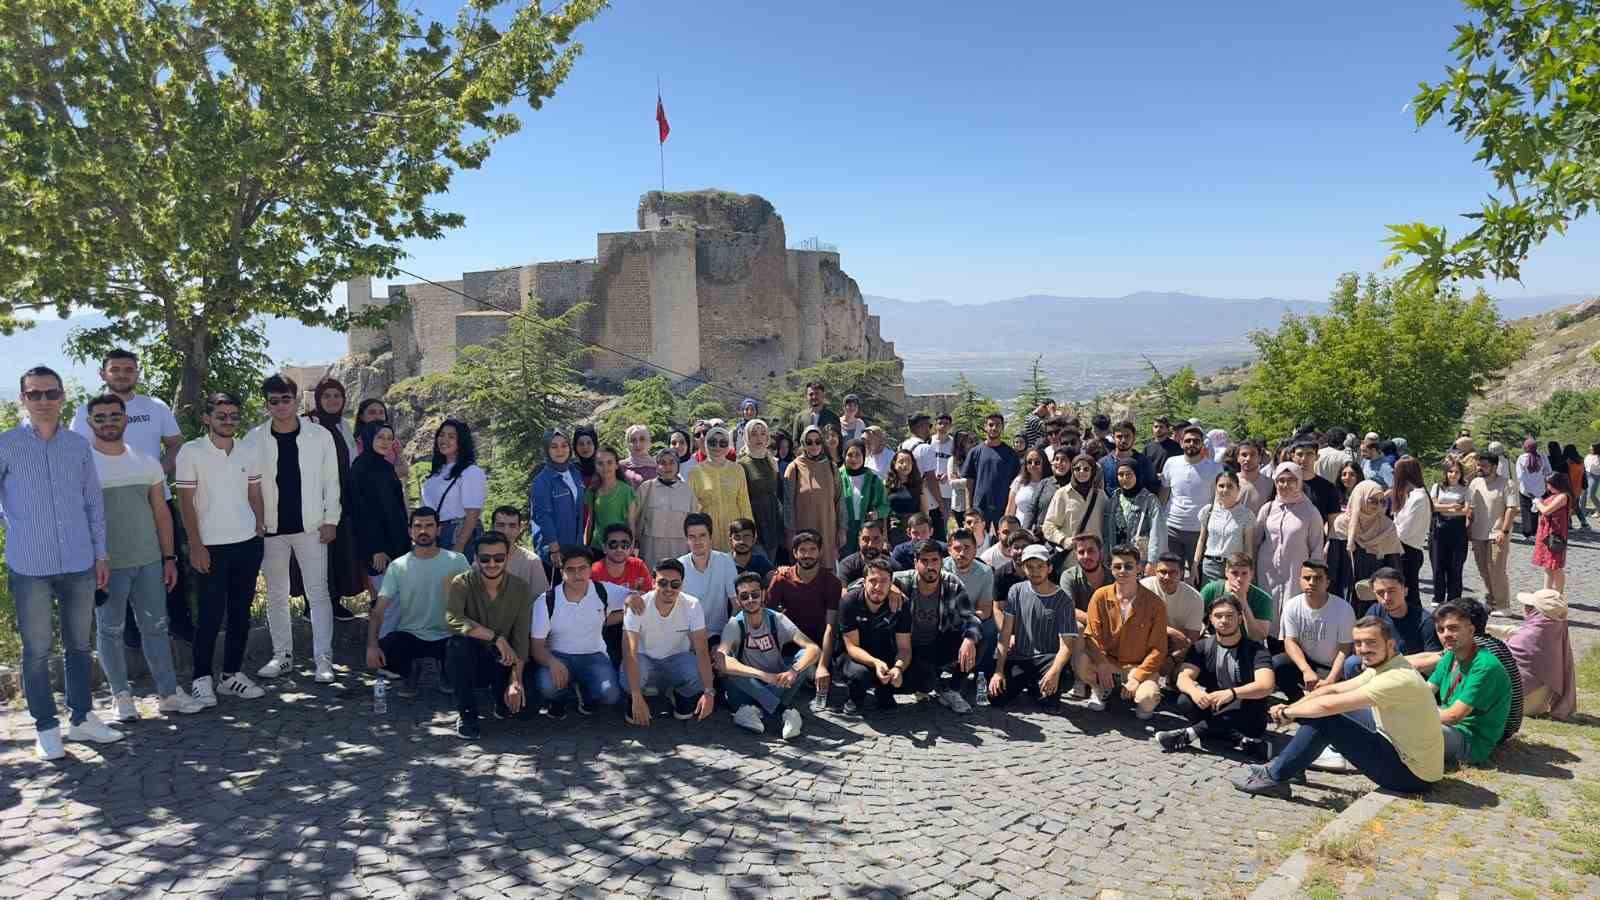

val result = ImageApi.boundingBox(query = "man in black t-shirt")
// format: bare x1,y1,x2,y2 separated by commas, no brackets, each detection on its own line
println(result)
989,529,1034,610
1293,441,1341,526
836,559,912,714
836,519,891,589
1156,594,1276,759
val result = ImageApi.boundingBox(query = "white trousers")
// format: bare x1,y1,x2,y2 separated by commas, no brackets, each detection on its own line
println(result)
262,531,333,661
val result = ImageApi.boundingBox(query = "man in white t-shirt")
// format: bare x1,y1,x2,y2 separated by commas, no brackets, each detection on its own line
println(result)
1273,560,1355,702
620,558,717,726
678,512,738,646
1158,425,1221,580
531,544,624,717
1141,552,1204,678
926,413,955,537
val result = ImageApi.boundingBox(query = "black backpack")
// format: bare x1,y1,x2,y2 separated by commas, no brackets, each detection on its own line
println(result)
543,581,621,665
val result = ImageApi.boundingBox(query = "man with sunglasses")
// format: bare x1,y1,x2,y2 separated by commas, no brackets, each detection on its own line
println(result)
717,572,822,739
532,544,624,719
591,522,649,666
445,531,535,739
620,558,717,726
243,373,341,685
1076,544,1169,718
71,348,190,647
367,507,470,698
2,366,122,758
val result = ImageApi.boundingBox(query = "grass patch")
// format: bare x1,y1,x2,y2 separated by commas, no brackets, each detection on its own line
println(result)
1555,778,1600,875
1302,867,1341,900
1512,788,1551,819
1310,832,1376,866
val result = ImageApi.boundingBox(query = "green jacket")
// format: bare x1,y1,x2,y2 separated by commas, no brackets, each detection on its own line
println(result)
838,466,890,555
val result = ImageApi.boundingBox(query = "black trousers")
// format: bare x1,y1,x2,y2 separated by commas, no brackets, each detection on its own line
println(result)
1433,516,1468,603
905,632,970,694
988,656,1061,708
840,656,900,708
380,631,448,679
193,538,264,679
1175,692,1269,740
1520,493,1538,538
1401,545,1425,607
446,636,531,722
1270,653,1331,703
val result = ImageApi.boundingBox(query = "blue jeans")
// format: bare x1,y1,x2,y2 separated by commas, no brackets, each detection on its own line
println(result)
1268,707,1436,793
724,653,815,715
10,568,96,732
621,650,704,700
99,561,180,697
535,650,622,706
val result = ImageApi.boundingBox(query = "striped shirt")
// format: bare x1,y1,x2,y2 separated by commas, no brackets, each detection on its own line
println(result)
1474,633,1524,744
0,420,108,576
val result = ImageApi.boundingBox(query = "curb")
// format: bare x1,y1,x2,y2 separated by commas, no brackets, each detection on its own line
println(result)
1248,789,1398,899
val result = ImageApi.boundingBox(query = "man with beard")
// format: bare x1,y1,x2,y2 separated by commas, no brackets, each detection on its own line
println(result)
1077,544,1168,718
837,519,890,587
729,518,775,585
1143,416,1183,479
1235,440,1275,515
1156,594,1275,760
84,393,204,720
620,558,717,727
944,529,998,694
445,531,535,739
889,512,946,572
1043,418,1081,466
71,348,190,646
979,515,1023,569
1100,420,1158,497
1158,425,1220,579
718,572,822,740
789,382,841,446
766,530,844,710
836,559,913,715
1421,600,1511,768
1467,451,1516,612
1232,617,1443,798
366,507,470,697
892,541,981,713
1058,532,1112,633
175,392,267,708
989,545,1080,710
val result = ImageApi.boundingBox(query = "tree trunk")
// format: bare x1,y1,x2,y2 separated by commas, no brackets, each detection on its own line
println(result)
172,323,211,427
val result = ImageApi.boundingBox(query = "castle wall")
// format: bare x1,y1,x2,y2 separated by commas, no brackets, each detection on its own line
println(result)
532,260,595,317
454,310,513,350
463,266,531,313
406,280,469,375
590,231,698,378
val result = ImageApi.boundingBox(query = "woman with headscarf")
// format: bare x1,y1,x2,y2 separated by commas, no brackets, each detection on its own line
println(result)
618,425,658,488
1329,479,1403,614
1206,428,1230,463
1532,471,1573,593
1111,456,1165,569
841,440,891,553
772,431,795,478
782,425,846,570
668,428,697,480
1562,443,1588,529
631,446,700,566
353,398,410,488
1515,437,1550,538
1253,463,1326,628
297,377,364,617
529,427,586,566
737,418,785,562
1506,588,1576,720
1040,453,1113,548
688,424,753,552
348,421,411,628
862,426,894,478
572,425,600,489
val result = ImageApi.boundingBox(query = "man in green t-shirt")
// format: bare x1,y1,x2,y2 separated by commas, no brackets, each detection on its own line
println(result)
1424,600,1511,767
1198,552,1273,643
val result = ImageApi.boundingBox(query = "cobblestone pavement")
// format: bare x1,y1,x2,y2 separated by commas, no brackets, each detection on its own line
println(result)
0,534,1590,899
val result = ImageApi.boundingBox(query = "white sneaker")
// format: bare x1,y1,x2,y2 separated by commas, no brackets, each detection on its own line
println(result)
1070,681,1091,700
314,656,335,684
36,727,65,761
733,705,765,733
109,691,140,724
218,673,266,700
1084,691,1107,712
159,693,205,715
913,691,932,703
256,655,292,679
66,713,125,744
781,708,803,740
936,689,972,714
376,667,403,681
1310,747,1355,773
191,677,218,708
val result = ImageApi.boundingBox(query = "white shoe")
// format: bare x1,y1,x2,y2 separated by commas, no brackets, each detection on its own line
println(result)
1070,681,1091,700
314,656,335,684
733,705,765,733
256,655,292,679
781,708,803,740
159,693,205,715
218,673,266,700
36,727,65,761
376,667,403,681
66,712,125,744
1310,747,1355,773
936,689,972,714
108,691,140,724
913,691,932,703
191,677,218,708
1084,691,1107,712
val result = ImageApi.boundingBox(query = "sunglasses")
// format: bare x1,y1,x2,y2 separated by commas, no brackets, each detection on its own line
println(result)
736,590,763,602
606,540,632,549
477,553,507,564
707,439,728,447
210,413,242,423
656,578,682,589
267,395,296,406
22,389,64,401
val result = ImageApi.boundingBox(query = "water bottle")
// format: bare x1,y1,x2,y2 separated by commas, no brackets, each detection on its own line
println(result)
373,676,388,715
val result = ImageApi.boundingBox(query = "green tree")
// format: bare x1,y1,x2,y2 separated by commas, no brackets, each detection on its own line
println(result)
950,373,1003,436
597,375,680,450
1385,0,1600,283
766,360,903,439
1473,401,1544,447
1014,355,1054,411
1241,274,1530,454
1135,357,1200,423
0,0,605,420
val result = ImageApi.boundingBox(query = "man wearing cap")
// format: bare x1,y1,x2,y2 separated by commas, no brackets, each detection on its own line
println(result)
838,394,866,443
989,544,1080,709
789,382,840,446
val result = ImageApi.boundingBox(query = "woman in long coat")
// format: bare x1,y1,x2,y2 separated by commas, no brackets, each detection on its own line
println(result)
783,425,846,570
1253,462,1326,633
689,424,753,552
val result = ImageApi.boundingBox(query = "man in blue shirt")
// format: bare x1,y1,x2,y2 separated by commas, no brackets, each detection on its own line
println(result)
961,413,1021,530
0,366,123,759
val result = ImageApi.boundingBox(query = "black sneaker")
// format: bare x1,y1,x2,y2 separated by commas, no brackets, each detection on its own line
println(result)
331,601,356,622
1237,736,1271,764
576,696,593,717
395,671,419,700
672,692,696,721
546,701,568,721
168,622,196,644
1155,728,1195,753
454,716,481,740
841,699,862,718
493,699,512,720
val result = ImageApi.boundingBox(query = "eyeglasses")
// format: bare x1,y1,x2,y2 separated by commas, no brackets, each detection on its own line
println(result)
736,590,763,602
707,439,728,447
606,540,632,549
22,389,64,401
267,395,295,406
656,578,682,589
89,413,125,423
1109,562,1137,571
476,553,507,564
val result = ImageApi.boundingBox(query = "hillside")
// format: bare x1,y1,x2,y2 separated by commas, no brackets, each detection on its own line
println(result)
1465,296,1600,417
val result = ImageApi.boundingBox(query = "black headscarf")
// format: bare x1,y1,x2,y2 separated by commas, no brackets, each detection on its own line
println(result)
573,425,599,481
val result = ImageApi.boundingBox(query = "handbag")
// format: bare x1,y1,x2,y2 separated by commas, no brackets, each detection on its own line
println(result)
1544,532,1568,553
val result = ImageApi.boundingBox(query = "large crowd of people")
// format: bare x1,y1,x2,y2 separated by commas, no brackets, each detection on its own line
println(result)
0,357,1584,802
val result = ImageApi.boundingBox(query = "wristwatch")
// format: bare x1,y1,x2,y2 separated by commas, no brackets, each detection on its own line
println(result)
163,555,177,562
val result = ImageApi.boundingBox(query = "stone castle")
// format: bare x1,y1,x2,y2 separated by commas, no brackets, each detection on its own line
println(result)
338,190,908,407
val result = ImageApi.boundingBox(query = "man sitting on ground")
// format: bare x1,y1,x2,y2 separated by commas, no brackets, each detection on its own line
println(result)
367,507,470,697
1273,560,1354,701
989,545,1080,710
1141,552,1204,679
1348,568,1440,679
444,531,534,739
620,558,717,727
531,544,624,719
717,572,822,739
1232,616,1443,798
1156,594,1275,760
836,559,912,715
765,530,844,711
944,528,999,695
1416,600,1512,767
892,540,981,712
1076,543,1168,718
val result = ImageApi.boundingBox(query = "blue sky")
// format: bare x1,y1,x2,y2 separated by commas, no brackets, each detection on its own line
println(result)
373,0,1594,304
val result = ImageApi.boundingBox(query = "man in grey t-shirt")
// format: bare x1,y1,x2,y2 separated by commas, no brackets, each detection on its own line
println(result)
717,572,822,740
989,545,1081,710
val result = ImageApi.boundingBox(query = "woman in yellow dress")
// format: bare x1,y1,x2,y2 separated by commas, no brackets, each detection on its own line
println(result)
689,424,753,552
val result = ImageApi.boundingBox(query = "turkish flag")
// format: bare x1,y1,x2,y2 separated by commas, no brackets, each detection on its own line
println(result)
656,95,670,144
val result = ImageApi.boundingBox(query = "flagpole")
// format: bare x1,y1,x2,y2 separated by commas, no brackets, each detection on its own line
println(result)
657,76,664,192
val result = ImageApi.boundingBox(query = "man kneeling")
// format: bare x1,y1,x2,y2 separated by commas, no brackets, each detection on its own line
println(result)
989,545,1080,710
1156,594,1275,760
717,572,822,740
1232,616,1443,798
532,545,625,719
620,558,716,726
444,531,534,740
837,558,912,715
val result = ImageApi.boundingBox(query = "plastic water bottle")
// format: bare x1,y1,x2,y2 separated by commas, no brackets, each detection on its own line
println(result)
373,677,388,715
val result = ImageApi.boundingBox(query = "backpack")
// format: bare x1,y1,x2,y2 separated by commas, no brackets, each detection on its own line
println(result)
544,581,619,664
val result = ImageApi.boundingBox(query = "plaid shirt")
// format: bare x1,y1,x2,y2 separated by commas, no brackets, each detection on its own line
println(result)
893,570,980,643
